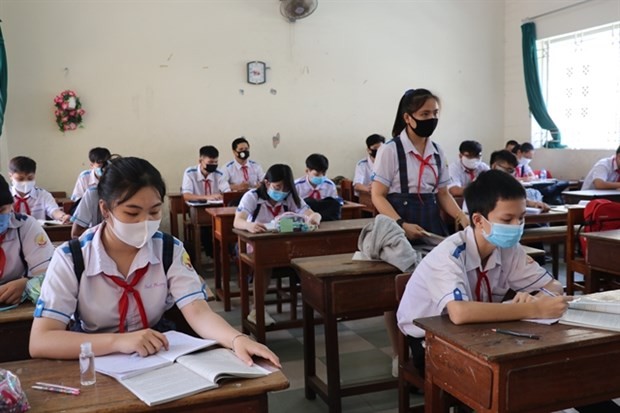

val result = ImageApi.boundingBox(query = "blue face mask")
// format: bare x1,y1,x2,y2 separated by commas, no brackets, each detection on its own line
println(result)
0,213,11,234
268,189,289,203
94,167,103,177
309,176,325,186
481,216,524,248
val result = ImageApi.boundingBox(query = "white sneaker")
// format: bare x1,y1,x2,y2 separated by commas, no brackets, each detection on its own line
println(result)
392,355,399,378
247,309,276,326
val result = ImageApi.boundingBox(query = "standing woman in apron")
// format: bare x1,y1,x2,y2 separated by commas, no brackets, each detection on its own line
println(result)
372,88,469,238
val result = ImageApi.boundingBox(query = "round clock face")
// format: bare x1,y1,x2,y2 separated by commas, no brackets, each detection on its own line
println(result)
247,61,266,85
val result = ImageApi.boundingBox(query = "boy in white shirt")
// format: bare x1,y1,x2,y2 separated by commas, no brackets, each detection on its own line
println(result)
295,154,338,200
581,145,620,190
9,156,70,223
224,137,264,191
397,170,569,375
353,134,385,195
448,140,489,197
70,147,111,202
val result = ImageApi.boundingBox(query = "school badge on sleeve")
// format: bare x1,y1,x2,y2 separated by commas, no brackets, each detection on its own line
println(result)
35,233,49,247
182,251,193,270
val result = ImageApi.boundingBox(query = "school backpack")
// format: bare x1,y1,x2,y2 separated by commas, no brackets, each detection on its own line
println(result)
303,197,342,222
578,199,620,258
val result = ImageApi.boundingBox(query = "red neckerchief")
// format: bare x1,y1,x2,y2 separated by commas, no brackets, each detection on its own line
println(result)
104,264,150,333
409,152,438,202
475,268,492,302
204,179,211,195
309,189,321,200
266,204,282,218
241,165,249,181
14,195,31,215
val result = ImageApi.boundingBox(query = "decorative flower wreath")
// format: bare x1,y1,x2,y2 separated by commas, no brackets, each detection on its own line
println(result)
53,90,85,132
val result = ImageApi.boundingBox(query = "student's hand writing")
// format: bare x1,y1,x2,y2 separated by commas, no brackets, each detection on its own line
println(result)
116,329,170,357
246,222,267,233
59,214,71,224
511,291,537,304
232,335,281,368
402,223,426,239
532,296,572,319
0,278,27,305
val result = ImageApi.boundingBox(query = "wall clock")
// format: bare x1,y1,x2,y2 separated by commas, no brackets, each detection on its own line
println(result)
247,61,266,85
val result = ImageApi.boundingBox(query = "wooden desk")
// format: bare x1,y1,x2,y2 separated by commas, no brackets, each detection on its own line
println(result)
0,302,34,362
524,209,567,225
188,203,219,269
562,189,620,204
341,201,364,220
357,191,378,216
235,218,373,343
292,254,399,413
414,316,620,412
583,229,620,278
42,223,72,242
167,192,186,239
207,206,238,311
0,358,289,412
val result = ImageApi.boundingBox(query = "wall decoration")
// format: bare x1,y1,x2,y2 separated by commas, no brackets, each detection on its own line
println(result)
53,90,85,132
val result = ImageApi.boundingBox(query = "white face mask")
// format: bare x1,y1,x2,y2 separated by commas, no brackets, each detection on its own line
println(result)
519,157,532,166
12,180,35,194
108,213,161,248
461,157,481,170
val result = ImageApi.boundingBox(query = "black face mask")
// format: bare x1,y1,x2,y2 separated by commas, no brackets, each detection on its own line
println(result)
237,150,250,160
410,117,438,138
205,164,218,173
370,149,378,158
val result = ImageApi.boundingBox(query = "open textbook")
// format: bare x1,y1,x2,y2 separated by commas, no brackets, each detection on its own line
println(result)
95,331,271,406
559,290,620,331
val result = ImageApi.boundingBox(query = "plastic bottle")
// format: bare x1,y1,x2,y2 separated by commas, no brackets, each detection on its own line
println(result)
540,169,547,180
79,342,96,386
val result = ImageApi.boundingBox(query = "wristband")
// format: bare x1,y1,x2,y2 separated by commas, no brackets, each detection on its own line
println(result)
231,333,248,352
396,218,404,227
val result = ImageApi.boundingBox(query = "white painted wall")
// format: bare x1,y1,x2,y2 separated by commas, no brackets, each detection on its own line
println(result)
504,0,620,180
1,1,504,209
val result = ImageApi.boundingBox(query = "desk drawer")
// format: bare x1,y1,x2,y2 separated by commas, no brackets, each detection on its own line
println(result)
329,275,396,316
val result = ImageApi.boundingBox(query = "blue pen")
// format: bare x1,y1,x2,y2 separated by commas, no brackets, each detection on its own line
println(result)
453,288,463,301
539,287,557,297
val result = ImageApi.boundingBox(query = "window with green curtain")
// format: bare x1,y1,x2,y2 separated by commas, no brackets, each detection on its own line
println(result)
521,22,563,148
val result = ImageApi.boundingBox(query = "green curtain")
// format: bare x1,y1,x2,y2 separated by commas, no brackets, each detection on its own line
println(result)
521,22,563,148
0,23,7,138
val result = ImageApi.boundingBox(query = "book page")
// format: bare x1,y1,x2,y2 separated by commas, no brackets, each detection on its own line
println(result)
177,348,270,383
120,363,217,406
560,308,620,332
157,331,217,363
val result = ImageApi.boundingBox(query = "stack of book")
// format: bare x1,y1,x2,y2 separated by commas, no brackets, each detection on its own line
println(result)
559,290,620,332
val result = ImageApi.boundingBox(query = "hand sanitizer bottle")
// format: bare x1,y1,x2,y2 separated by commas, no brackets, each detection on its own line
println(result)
80,342,96,385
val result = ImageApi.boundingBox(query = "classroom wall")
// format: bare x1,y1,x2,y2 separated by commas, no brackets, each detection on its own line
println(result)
0,0,505,230
504,0,620,180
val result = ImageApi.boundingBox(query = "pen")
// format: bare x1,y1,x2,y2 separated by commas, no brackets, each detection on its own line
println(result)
32,384,81,396
491,328,540,340
35,382,81,393
539,287,557,297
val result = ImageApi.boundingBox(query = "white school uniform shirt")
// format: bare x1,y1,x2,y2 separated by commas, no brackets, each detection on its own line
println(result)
397,226,553,338
224,159,264,188
237,189,309,223
371,130,450,194
181,164,230,196
71,169,98,201
294,176,338,200
71,187,101,228
353,157,374,196
447,160,489,189
35,225,208,333
10,186,62,221
0,213,54,284
581,156,620,190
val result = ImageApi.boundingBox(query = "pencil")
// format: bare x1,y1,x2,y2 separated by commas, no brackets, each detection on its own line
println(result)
491,328,540,340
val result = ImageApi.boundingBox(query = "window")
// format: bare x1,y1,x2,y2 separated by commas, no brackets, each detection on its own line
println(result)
532,22,620,149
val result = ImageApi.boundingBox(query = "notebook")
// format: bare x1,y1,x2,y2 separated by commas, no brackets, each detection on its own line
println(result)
186,199,224,207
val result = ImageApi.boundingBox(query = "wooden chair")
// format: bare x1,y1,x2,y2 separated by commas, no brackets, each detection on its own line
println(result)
396,273,425,413
223,191,245,207
521,226,567,278
339,178,355,202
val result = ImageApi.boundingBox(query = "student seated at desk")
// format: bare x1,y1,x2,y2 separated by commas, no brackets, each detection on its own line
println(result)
295,153,338,200
0,175,54,305
9,156,71,224
225,137,264,192
397,170,569,375
353,134,385,196
511,142,535,181
505,139,519,152
70,147,111,202
581,145,620,190
234,164,321,326
29,157,280,367
447,139,489,197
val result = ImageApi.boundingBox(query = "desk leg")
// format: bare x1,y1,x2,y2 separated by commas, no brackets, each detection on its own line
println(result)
551,243,559,279
303,300,316,400
254,266,267,344
221,240,232,312
193,224,202,270
424,339,450,413
213,233,223,301
324,309,342,413
239,240,251,335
